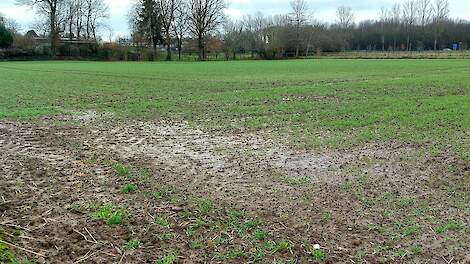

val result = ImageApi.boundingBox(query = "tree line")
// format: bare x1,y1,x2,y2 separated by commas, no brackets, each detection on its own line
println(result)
2,0,470,60
222,0,469,59
127,0,469,60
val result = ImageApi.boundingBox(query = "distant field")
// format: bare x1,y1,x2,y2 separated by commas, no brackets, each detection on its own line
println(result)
1,60,469,158
316,50,470,59
0,60,469,263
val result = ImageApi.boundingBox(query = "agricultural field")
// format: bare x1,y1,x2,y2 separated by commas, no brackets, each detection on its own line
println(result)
0,59,469,263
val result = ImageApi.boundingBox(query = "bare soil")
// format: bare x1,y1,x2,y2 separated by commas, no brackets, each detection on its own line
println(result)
1,114,469,263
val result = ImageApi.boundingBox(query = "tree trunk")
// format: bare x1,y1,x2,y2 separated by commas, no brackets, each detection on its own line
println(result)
178,39,182,60
382,35,385,51
152,41,157,61
407,34,411,51
295,26,300,57
198,35,204,61
86,3,91,39
86,16,90,39
92,22,97,41
69,18,73,40
50,10,57,56
76,16,81,40
166,43,171,61
166,34,172,61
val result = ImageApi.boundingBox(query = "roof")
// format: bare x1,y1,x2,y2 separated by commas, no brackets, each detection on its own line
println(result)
26,30,39,38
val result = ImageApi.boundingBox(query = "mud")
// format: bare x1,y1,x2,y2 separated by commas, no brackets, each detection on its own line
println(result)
0,115,468,263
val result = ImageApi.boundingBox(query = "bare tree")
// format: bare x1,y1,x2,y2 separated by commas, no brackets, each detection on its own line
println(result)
417,0,432,26
390,3,401,51
303,20,321,56
16,0,64,54
252,12,269,55
416,0,432,49
173,1,189,60
379,7,389,51
432,0,449,50
103,23,113,42
402,0,417,51
289,0,309,57
222,19,243,59
75,0,84,39
241,14,259,57
188,0,227,60
264,14,290,58
63,0,75,39
31,17,49,37
433,0,450,22
336,5,354,29
85,0,92,38
0,13,21,33
236,12,268,58
87,0,109,40
336,5,354,50
159,0,178,60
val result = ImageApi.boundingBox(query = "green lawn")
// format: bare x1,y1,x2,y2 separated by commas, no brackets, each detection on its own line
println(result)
1,59,469,161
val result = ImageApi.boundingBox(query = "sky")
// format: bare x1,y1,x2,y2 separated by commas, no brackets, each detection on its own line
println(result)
1,0,469,39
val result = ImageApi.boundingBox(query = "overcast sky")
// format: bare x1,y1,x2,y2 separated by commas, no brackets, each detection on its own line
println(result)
1,0,469,38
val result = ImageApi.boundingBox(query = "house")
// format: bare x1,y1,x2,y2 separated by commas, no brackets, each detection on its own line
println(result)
25,30,39,39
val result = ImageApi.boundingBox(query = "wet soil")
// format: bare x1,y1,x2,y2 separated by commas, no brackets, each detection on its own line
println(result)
0,115,469,263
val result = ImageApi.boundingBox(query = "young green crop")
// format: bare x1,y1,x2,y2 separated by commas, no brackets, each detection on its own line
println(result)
0,60,468,161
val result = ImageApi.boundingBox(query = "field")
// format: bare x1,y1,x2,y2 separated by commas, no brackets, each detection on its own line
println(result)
0,59,469,263
315,50,470,59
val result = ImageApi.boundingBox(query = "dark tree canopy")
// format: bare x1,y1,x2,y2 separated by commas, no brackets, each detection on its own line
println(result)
133,0,163,57
0,24,14,49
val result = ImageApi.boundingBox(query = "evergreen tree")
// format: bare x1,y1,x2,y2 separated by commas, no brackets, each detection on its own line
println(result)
0,24,13,49
137,0,163,57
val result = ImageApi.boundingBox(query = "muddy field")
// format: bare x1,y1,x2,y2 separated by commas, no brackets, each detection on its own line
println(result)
1,113,468,264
